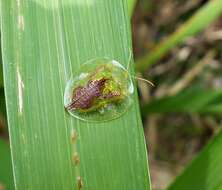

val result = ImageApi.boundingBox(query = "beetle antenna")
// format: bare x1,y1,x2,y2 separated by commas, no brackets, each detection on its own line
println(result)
133,76,155,87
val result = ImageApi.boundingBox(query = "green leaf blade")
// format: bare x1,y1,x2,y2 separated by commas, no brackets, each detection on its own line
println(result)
142,88,222,114
0,1,151,190
168,130,222,190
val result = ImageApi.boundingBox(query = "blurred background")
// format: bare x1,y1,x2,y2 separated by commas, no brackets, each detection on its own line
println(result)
131,0,222,189
1,0,222,190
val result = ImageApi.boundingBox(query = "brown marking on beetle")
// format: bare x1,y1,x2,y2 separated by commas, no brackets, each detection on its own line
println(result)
102,91,121,99
77,176,83,190
65,78,108,111
71,129,78,144
72,152,80,166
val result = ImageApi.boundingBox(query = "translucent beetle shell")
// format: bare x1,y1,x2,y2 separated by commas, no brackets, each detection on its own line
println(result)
64,58,134,122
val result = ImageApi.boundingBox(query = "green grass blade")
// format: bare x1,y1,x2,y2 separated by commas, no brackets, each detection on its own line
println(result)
141,88,222,114
0,139,14,190
136,0,222,71
203,104,222,113
0,0,137,89
127,0,137,16
168,130,222,190
0,1,151,190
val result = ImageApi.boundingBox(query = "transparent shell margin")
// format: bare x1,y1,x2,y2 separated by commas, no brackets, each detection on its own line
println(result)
64,58,134,122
